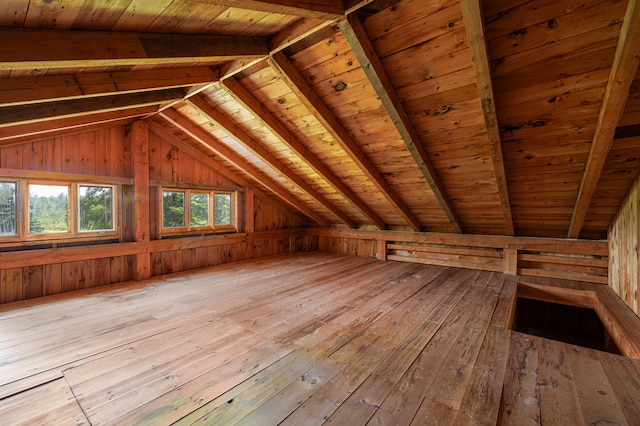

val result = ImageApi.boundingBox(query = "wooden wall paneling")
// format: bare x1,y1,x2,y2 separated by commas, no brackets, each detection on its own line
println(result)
151,253,163,277
22,141,44,170
94,257,112,287
43,263,62,296
1,144,21,168
0,268,23,303
609,172,639,315
23,265,44,299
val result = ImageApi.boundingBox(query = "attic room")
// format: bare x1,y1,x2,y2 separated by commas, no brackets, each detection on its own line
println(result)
1,0,640,424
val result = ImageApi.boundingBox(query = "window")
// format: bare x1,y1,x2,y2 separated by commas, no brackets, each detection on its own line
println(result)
0,179,118,242
78,185,115,232
29,184,70,234
161,188,235,235
0,181,17,236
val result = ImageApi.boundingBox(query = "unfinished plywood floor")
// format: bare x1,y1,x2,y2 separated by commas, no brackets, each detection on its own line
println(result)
1,253,639,425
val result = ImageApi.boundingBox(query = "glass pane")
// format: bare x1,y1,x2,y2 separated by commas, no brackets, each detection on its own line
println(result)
163,190,185,228
0,182,17,236
190,193,209,227
79,185,114,232
29,184,69,234
214,193,232,226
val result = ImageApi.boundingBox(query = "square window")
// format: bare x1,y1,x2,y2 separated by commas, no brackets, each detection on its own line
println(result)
29,184,69,234
0,182,17,236
79,185,114,232
163,190,185,228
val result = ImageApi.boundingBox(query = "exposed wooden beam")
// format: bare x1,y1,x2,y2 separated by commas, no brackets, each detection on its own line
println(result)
339,14,462,234
189,0,344,20
188,94,357,228
0,89,185,127
0,28,269,70
459,0,514,236
160,107,330,226
0,67,219,107
269,51,423,231
568,0,640,238
132,120,151,280
220,77,387,229
220,18,335,79
0,105,158,147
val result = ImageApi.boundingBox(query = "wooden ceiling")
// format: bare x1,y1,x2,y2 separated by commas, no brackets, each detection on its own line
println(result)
1,0,639,240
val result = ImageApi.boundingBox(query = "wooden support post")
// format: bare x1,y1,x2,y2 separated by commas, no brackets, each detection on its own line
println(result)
377,239,387,261
503,247,518,275
132,120,151,281
245,188,255,233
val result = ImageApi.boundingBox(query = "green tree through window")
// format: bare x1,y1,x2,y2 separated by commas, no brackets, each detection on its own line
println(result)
0,182,16,236
215,193,232,226
79,185,114,231
190,193,209,227
163,190,185,228
29,184,69,234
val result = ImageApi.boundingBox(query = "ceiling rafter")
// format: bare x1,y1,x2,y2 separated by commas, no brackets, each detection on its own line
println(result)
0,89,185,127
0,28,269,70
459,0,514,236
188,94,357,228
339,13,463,234
160,107,330,227
268,50,423,231
0,67,219,107
568,0,640,238
220,76,387,230
189,0,344,20
0,106,159,147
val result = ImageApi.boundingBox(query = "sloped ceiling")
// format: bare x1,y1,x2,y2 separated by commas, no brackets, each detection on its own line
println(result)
1,0,639,240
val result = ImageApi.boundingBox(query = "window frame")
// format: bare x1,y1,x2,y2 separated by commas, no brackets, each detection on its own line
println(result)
160,187,237,236
0,178,120,244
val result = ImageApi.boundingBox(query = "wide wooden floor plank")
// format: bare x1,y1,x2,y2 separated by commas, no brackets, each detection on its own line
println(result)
0,253,638,425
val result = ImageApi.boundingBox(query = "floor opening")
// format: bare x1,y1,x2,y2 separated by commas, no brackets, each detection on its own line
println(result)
513,297,621,355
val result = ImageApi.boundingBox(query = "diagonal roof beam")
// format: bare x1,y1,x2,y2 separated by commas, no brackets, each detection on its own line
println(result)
339,14,462,234
0,28,269,70
0,89,186,127
0,106,158,147
189,0,344,20
220,76,386,230
161,107,330,227
568,0,640,238
0,67,219,107
269,51,422,231
459,0,514,235
188,94,357,228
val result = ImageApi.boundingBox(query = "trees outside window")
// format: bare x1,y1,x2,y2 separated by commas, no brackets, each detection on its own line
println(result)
79,185,114,232
161,187,235,234
0,182,17,236
29,184,69,234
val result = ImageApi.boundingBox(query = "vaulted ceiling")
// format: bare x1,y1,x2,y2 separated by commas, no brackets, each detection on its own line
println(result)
1,0,639,240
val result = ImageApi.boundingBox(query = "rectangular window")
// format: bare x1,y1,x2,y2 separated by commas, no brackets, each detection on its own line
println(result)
29,184,69,235
162,190,185,229
0,181,17,236
0,178,119,243
78,185,115,232
190,192,210,227
214,193,232,226
161,187,236,235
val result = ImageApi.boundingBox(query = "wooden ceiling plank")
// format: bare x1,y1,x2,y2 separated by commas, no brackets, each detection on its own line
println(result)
338,13,462,233
460,0,514,236
568,0,640,238
0,89,186,127
188,0,344,20
220,76,387,229
160,107,330,226
0,28,269,70
0,106,158,147
0,67,219,107
188,94,357,228
269,50,423,231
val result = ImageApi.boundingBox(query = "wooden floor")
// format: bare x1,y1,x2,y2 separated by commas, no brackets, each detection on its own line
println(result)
1,253,639,425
